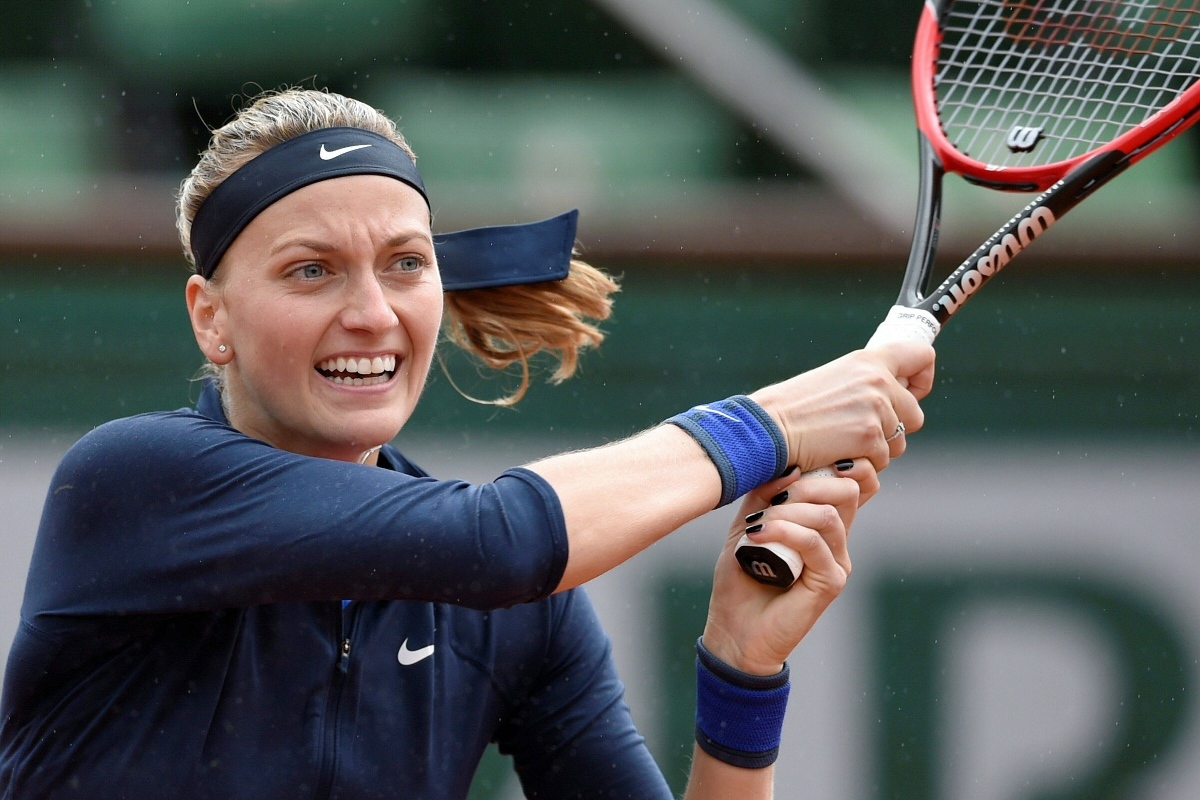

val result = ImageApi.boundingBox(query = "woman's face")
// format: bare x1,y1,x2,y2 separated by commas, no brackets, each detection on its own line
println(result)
186,174,442,462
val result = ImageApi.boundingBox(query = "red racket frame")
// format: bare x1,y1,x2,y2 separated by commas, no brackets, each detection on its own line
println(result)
737,0,1200,588
913,0,1200,191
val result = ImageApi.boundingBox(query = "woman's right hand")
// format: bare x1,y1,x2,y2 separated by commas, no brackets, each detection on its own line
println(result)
749,341,935,476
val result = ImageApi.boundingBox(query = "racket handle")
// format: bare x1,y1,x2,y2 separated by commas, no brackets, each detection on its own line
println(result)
733,465,836,587
735,306,940,587
866,305,941,348
864,306,940,394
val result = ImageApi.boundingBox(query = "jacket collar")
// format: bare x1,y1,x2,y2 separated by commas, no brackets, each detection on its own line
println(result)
193,379,416,474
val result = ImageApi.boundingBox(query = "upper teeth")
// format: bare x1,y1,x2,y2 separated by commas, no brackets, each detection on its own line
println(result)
318,355,397,375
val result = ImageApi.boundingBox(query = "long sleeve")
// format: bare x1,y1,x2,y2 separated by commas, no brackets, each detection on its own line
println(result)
496,588,672,800
22,408,568,620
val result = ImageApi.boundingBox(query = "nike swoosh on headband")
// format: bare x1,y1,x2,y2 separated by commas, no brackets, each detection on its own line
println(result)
319,143,373,160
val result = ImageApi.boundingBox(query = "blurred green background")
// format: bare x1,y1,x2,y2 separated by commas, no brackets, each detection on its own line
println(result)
2,257,1197,443
1,0,1196,441
2,2,1198,799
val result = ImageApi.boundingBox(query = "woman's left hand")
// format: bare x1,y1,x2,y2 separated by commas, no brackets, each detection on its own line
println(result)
701,461,876,676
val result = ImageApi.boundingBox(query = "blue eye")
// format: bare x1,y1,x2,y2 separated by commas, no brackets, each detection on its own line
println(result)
395,256,424,273
298,263,325,280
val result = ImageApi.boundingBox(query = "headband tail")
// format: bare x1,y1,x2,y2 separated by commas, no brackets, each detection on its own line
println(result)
435,210,578,292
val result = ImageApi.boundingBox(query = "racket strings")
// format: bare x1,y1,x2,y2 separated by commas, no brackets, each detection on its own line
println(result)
934,0,1200,167
1007,0,1194,54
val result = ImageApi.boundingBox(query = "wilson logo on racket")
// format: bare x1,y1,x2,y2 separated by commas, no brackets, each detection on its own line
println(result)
1006,125,1044,153
749,561,778,580
931,203,1057,315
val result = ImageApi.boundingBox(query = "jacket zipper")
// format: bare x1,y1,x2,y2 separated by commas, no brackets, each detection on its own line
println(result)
315,603,355,799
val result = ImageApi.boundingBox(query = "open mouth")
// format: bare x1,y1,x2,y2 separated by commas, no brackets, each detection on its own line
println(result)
315,355,398,387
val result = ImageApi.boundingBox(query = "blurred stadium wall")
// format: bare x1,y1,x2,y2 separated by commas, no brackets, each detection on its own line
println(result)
2,2,1198,798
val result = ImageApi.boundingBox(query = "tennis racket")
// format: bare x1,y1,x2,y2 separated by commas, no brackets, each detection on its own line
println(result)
737,0,1200,587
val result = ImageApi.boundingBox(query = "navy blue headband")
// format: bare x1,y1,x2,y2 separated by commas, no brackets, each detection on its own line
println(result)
190,126,576,289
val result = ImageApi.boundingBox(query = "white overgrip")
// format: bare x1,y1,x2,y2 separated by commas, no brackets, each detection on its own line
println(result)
866,305,941,349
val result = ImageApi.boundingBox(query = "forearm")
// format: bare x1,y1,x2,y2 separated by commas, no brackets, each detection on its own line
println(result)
526,423,721,591
530,342,935,592
684,746,774,800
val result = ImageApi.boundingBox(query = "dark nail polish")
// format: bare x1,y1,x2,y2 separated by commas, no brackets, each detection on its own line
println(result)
782,465,798,477
744,510,764,524
835,459,854,472
745,523,764,534
769,490,789,506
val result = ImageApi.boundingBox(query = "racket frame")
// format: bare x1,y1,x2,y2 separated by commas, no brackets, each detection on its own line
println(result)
737,0,1200,587
913,0,1200,192
902,0,1200,325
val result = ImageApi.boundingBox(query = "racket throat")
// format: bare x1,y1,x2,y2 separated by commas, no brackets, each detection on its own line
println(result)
897,132,945,310
923,150,1125,322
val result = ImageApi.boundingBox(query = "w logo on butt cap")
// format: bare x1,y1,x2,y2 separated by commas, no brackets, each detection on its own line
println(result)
320,143,373,160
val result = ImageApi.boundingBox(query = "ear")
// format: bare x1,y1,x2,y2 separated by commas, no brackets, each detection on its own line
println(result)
185,274,233,364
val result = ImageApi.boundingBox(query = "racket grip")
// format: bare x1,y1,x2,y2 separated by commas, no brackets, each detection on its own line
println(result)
735,307,940,587
866,305,941,348
866,306,939,389
733,465,836,587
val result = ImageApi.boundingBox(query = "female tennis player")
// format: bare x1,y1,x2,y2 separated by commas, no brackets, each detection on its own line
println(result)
0,88,933,799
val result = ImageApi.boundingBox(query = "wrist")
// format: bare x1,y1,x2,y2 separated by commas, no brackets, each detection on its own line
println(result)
700,632,783,677
694,637,790,769
697,637,788,688
746,386,794,466
666,395,789,507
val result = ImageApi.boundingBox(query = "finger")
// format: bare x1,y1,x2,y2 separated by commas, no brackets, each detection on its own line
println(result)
882,411,908,459
865,432,891,474
891,382,926,436
904,348,937,401
730,466,802,534
767,474,860,531
744,510,848,587
744,492,852,567
756,465,800,499
831,458,878,509
874,341,937,396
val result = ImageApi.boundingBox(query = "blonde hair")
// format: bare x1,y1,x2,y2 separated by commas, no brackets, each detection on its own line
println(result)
177,87,616,405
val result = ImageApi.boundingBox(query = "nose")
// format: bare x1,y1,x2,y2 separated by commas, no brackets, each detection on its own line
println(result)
339,270,399,334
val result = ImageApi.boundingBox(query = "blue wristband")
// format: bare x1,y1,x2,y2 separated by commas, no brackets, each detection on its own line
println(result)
667,395,789,507
694,638,790,769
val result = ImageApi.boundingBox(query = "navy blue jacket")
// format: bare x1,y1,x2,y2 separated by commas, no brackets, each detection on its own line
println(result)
0,385,671,799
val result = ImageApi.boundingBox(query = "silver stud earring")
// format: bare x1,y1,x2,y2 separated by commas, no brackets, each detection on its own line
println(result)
218,345,228,353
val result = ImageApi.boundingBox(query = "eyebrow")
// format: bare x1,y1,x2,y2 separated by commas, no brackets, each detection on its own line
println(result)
269,231,434,256
386,232,434,249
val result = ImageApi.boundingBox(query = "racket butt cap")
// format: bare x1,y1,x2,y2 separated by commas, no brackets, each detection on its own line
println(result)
735,536,802,587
